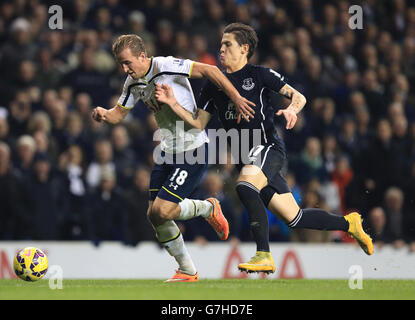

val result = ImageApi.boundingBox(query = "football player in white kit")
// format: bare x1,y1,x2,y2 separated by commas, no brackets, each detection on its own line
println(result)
92,34,255,282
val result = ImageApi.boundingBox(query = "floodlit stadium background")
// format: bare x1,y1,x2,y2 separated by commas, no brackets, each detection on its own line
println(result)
0,0,415,279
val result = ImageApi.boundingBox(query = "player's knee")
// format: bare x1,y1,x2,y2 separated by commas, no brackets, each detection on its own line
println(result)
150,202,175,222
260,186,275,208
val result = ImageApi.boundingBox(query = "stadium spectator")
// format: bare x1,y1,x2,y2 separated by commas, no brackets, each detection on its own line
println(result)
322,134,340,175
86,138,115,191
62,48,110,106
382,186,410,248
0,142,25,240
0,110,13,147
293,136,328,186
74,93,94,124
88,166,128,243
302,55,332,102
110,124,137,189
155,19,175,57
59,144,89,240
128,11,152,43
367,207,388,246
125,166,155,246
8,91,32,139
323,34,358,85
0,17,37,104
354,104,373,151
176,1,197,33
283,112,313,155
331,155,354,214
337,115,359,162
192,34,217,66
361,68,386,121
361,119,404,204
21,152,68,240
307,177,341,216
32,129,59,164
14,134,36,180
319,98,338,138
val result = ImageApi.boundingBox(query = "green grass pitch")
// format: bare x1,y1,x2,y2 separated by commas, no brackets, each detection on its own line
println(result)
0,279,414,300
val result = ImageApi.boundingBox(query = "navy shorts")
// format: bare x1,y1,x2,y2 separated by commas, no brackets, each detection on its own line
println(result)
149,143,208,203
238,142,291,195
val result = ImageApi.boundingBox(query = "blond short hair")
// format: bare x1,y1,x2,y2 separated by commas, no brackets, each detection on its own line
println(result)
112,34,146,57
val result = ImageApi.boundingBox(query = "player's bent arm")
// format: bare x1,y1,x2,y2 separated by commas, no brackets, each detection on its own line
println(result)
92,104,129,124
190,62,255,120
154,82,211,130
169,103,211,130
279,84,307,114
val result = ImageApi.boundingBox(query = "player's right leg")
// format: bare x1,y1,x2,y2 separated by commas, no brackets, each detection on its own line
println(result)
147,164,199,282
147,198,199,282
260,187,374,255
156,144,229,241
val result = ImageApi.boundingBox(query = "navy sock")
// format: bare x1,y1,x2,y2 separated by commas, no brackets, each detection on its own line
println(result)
236,182,270,252
288,208,349,231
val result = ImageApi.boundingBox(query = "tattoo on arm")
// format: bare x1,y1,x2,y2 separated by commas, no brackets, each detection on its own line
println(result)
279,84,306,114
288,95,305,114
279,85,293,99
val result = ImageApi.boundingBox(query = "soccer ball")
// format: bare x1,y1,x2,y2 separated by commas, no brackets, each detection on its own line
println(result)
13,247,48,281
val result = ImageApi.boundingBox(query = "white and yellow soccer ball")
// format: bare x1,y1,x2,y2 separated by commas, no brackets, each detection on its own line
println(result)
13,247,48,281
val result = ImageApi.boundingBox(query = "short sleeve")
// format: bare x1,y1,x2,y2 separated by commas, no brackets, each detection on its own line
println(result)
198,81,217,115
117,76,141,110
258,66,287,93
159,56,195,77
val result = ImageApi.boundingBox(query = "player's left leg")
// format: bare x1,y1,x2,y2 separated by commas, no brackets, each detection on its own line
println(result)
260,186,374,255
235,164,276,274
237,165,269,251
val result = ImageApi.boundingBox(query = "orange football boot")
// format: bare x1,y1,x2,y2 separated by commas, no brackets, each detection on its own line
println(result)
205,198,229,240
165,270,199,282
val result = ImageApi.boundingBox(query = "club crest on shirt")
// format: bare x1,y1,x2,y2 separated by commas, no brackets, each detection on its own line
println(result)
242,78,255,91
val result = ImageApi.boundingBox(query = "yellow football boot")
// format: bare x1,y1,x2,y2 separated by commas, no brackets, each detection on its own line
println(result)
345,212,374,255
238,251,276,274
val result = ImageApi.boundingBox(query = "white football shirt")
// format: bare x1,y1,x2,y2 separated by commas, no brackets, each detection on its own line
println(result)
117,56,209,154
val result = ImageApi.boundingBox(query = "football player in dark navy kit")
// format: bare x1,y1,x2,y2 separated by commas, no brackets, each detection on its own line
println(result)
155,23,373,274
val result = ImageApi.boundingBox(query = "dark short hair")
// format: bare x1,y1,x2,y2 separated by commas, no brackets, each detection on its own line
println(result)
112,34,146,57
223,23,258,59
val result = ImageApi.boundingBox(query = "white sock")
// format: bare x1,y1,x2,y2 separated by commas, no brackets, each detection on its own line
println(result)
163,233,197,275
154,221,197,275
178,198,213,220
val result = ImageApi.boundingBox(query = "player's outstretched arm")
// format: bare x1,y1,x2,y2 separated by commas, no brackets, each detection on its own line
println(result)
154,83,211,130
276,84,307,130
190,62,255,123
91,104,129,125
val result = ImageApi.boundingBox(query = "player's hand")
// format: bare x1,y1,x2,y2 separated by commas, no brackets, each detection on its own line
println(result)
154,83,176,108
91,106,107,122
276,108,297,130
234,96,255,123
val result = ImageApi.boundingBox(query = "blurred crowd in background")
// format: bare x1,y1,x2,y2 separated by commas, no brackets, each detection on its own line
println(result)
1,0,415,251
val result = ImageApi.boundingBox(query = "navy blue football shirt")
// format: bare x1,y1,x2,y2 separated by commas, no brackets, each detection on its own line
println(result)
199,64,288,163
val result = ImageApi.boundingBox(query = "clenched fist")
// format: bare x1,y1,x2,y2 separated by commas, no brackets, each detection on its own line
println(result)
91,107,107,122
